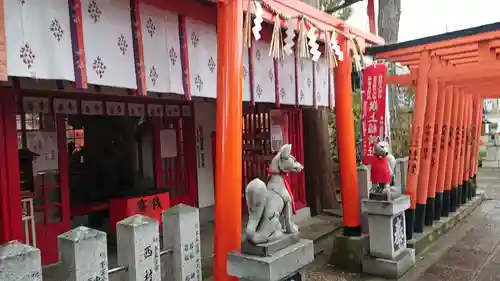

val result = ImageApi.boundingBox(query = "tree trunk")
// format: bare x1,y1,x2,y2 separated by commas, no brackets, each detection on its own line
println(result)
377,0,401,44
299,0,341,214
303,108,340,215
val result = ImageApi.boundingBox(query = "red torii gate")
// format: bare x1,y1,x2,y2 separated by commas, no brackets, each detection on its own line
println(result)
366,22,500,239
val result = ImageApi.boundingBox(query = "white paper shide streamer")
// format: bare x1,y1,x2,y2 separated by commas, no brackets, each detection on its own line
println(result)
252,1,264,41
283,19,296,56
329,33,343,62
307,27,321,61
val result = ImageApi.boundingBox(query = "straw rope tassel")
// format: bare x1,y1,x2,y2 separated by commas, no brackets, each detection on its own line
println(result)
269,13,283,58
244,0,252,48
297,18,309,58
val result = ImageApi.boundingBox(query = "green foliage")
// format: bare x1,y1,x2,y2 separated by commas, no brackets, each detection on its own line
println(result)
328,89,362,164
319,0,353,20
389,85,415,158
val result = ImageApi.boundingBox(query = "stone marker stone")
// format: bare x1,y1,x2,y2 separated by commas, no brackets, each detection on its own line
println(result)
228,239,314,281
361,195,415,278
241,233,300,257
58,226,109,281
162,204,202,281
0,241,42,281
117,214,161,281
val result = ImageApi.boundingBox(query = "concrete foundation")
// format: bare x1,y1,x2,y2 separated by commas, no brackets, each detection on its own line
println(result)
227,239,314,281
362,248,415,278
407,191,486,254
330,234,370,272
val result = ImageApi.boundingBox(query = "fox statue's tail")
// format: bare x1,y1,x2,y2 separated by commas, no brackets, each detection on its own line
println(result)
244,178,267,241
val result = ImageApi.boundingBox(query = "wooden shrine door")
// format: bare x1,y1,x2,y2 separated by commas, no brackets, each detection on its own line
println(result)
153,104,198,207
17,106,71,264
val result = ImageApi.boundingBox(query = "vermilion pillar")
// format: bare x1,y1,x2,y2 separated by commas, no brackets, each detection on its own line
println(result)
405,50,430,239
415,71,439,232
442,86,459,216
451,92,465,212
435,85,453,219
0,89,23,244
214,1,243,280
426,82,446,224
334,25,361,236
457,94,469,206
462,96,473,203
470,97,483,197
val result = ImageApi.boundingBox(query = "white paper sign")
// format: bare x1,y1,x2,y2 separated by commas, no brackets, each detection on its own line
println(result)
160,129,177,158
26,131,59,173
270,110,284,152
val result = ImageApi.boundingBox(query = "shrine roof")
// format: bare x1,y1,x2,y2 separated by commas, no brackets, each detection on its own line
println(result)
364,21,500,98
143,0,385,46
366,21,500,56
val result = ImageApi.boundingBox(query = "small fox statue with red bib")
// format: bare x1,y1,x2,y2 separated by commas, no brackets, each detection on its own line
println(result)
369,141,397,196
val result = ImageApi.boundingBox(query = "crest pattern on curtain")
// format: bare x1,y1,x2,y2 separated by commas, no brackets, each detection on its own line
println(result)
140,5,173,93
297,58,314,106
252,40,275,104
277,55,296,105
140,4,183,95
4,0,74,80
186,18,218,99
81,0,136,89
242,48,251,102
315,58,329,107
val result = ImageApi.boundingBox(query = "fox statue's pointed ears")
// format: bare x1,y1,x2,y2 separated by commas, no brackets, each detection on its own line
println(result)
278,144,292,159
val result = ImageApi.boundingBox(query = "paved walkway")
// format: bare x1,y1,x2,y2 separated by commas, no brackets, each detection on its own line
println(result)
304,168,500,281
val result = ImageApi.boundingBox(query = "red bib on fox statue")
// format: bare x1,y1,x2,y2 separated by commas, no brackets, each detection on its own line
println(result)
370,156,391,184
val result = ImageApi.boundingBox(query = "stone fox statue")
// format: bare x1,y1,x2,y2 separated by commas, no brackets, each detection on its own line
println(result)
244,144,304,245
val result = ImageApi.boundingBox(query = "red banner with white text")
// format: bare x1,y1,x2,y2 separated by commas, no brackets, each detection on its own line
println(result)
362,63,387,164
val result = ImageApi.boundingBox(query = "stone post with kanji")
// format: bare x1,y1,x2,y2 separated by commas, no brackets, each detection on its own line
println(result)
162,204,202,281
58,226,109,281
0,241,42,281
117,214,161,281
360,195,415,278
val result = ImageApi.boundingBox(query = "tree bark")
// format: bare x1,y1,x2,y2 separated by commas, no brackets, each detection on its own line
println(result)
299,0,341,215
303,108,340,215
377,0,402,44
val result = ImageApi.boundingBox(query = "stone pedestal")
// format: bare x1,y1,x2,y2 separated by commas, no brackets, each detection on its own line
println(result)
357,165,370,233
227,239,314,281
0,241,42,281
241,233,300,257
361,195,415,278
484,146,500,167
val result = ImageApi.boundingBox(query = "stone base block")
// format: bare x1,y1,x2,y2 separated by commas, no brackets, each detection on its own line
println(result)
330,234,369,272
482,160,500,168
241,233,300,257
227,239,314,281
362,248,415,278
